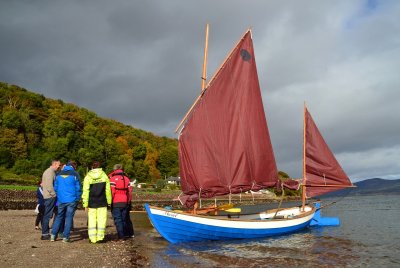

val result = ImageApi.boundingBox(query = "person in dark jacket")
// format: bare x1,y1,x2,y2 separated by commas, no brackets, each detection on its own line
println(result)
82,161,111,244
109,164,134,240
50,161,81,243
35,181,45,230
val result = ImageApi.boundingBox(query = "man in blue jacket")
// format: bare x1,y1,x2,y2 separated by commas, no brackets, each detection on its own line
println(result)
50,161,81,243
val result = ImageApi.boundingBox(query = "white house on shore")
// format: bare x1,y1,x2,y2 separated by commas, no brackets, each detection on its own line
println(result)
166,176,181,186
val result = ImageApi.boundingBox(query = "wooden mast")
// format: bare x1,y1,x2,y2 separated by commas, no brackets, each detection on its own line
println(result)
301,102,307,211
201,24,209,91
175,28,251,133
196,24,209,212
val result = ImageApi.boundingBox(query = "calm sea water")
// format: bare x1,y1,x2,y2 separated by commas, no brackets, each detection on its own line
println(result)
134,195,400,267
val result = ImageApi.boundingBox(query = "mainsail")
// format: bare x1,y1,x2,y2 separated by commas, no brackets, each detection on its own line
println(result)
178,30,278,207
304,108,353,198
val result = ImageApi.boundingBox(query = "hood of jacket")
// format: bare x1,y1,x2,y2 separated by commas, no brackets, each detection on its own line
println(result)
87,168,105,178
63,165,74,172
109,169,124,177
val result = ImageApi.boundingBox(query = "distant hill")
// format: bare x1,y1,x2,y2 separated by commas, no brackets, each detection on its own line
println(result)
0,82,179,185
321,178,400,197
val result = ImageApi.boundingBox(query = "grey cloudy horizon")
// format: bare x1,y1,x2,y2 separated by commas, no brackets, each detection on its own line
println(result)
1,0,399,182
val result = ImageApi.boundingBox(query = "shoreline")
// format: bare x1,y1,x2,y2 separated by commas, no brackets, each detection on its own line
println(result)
0,188,300,211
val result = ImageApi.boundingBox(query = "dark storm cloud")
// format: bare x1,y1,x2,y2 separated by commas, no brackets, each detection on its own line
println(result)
1,0,399,180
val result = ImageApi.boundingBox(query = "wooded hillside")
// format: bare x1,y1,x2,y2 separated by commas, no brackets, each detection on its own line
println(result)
0,82,179,185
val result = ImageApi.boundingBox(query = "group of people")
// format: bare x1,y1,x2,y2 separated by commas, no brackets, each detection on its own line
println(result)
37,160,134,243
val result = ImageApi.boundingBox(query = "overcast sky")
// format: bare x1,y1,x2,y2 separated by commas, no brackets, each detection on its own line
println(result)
1,0,399,181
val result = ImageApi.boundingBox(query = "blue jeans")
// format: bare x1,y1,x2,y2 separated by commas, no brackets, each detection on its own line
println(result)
112,207,133,239
51,202,78,239
52,206,65,234
125,209,134,237
41,197,56,236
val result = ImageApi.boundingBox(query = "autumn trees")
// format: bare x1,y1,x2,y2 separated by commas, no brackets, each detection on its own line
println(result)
0,83,179,185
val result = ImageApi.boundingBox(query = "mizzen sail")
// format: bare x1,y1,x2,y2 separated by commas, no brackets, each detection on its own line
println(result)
304,108,353,198
178,30,278,207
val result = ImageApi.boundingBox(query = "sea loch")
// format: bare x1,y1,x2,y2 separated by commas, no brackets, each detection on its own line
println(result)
136,194,400,267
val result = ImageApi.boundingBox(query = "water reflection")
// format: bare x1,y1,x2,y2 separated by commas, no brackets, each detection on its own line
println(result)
149,229,360,268
132,196,400,267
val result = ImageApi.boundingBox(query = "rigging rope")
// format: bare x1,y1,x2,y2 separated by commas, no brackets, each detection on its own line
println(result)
177,192,183,206
199,188,202,208
251,182,255,202
317,186,354,210
273,183,285,219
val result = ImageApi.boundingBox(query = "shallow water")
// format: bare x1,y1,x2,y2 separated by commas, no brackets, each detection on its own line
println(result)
132,195,400,267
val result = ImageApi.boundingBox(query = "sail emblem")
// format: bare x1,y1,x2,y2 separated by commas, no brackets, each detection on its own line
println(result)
240,49,251,61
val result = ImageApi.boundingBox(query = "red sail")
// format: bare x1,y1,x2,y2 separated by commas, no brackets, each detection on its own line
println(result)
305,108,352,198
178,31,278,207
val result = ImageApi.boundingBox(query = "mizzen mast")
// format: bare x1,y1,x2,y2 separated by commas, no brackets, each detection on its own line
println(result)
301,102,307,211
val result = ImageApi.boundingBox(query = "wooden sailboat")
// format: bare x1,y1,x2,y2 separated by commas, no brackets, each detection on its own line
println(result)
145,27,354,243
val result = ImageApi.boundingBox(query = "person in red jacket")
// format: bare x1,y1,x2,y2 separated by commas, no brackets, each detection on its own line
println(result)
109,164,134,240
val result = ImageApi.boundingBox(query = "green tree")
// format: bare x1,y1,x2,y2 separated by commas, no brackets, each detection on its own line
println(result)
132,160,149,182
278,171,290,180
0,128,27,165
133,143,147,160
12,159,34,175
155,178,166,192
43,136,69,159
157,145,179,177
144,141,160,182
1,110,22,129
